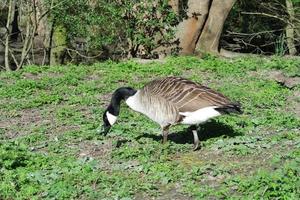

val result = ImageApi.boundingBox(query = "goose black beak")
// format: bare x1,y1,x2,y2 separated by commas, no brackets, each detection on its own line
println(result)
97,124,111,136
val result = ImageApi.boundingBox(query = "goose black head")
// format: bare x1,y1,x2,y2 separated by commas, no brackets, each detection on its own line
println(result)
100,87,137,135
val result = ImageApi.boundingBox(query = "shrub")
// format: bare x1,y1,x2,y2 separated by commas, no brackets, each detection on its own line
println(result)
50,0,178,60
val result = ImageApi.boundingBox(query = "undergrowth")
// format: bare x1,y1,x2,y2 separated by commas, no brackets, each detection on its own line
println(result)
0,56,299,199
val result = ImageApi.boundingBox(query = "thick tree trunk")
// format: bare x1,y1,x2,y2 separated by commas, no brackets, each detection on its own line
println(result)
50,25,67,65
35,0,54,65
175,0,210,55
172,0,236,56
197,0,236,55
285,0,297,56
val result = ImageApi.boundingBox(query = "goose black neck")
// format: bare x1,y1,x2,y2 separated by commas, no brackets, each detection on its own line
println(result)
107,87,137,116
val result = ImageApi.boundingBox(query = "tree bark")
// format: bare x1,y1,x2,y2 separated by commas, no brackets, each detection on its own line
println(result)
285,0,297,56
168,0,179,15
196,0,236,55
4,0,15,71
50,25,67,65
18,0,38,69
172,0,236,56
175,0,210,55
20,12,31,68
36,0,54,65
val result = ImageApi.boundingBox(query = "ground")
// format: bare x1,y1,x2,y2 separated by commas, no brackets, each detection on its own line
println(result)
0,56,299,199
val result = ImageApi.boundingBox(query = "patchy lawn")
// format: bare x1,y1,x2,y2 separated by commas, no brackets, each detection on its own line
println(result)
0,56,299,199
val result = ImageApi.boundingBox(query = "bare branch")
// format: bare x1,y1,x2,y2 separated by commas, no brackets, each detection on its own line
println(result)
66,48,104,59
226,29,284,36
4,0,16,71
241,11,287,23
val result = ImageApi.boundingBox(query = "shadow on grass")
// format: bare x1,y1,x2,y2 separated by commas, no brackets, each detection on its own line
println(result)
136,120,243,145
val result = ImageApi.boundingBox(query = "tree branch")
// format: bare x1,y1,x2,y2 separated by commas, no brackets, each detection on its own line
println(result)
66,48,104,59
241,11,287,23
4,0,15,71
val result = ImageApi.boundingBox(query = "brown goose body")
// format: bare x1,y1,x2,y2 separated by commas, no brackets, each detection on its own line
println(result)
103,77,242,150
126,77,239,126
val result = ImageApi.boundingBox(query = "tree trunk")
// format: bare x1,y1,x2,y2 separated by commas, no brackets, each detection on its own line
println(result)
50,25,67,65
197,0,236,55
20,13,31,68
4,0,15,71
172,0,236,56
285,0,297,56
175,0,210,55
36,0,55,65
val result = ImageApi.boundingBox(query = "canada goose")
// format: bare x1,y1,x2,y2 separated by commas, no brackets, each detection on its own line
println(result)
101,77,242,150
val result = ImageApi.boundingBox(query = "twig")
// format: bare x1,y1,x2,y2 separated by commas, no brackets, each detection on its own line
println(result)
66,48,104,59
226,29,284,36
241,11,285,22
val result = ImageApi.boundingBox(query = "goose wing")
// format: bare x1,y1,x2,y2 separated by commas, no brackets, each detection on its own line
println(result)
143,77,232,113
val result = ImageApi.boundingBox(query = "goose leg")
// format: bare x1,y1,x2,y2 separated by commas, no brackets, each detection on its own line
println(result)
192,129,200,151
162,125,170,144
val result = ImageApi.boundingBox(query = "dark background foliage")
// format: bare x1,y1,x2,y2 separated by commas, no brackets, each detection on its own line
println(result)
0,0,299,69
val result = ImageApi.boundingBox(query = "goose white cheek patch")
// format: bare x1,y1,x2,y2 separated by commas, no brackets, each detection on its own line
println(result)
106,112,117,125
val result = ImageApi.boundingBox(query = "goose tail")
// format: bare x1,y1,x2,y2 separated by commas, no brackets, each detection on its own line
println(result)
215,102,242,114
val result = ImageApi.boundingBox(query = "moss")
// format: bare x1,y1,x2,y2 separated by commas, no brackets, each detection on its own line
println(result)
50,25,67,65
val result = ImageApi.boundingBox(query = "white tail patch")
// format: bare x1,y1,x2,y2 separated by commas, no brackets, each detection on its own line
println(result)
106,112,117,125
180,106,221,125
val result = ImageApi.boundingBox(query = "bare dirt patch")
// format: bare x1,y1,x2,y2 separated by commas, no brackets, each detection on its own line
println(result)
23,72,63,80
0,104,90,139
249,69,300,117
78,140,112,158
22,73,42,80
132,58,166,65
134,188,193,200
267,70,300,89
77,139,114,170
249,69,300,89
44,105,92,136
287,90,300,118
0,108,49,139
84,73,102,81
97,92,112,106
175,138,296,177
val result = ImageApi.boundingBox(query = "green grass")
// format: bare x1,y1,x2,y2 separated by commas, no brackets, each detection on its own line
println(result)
0,56,299,199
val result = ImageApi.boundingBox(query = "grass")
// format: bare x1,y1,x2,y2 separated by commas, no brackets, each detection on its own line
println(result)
0,56,299,199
